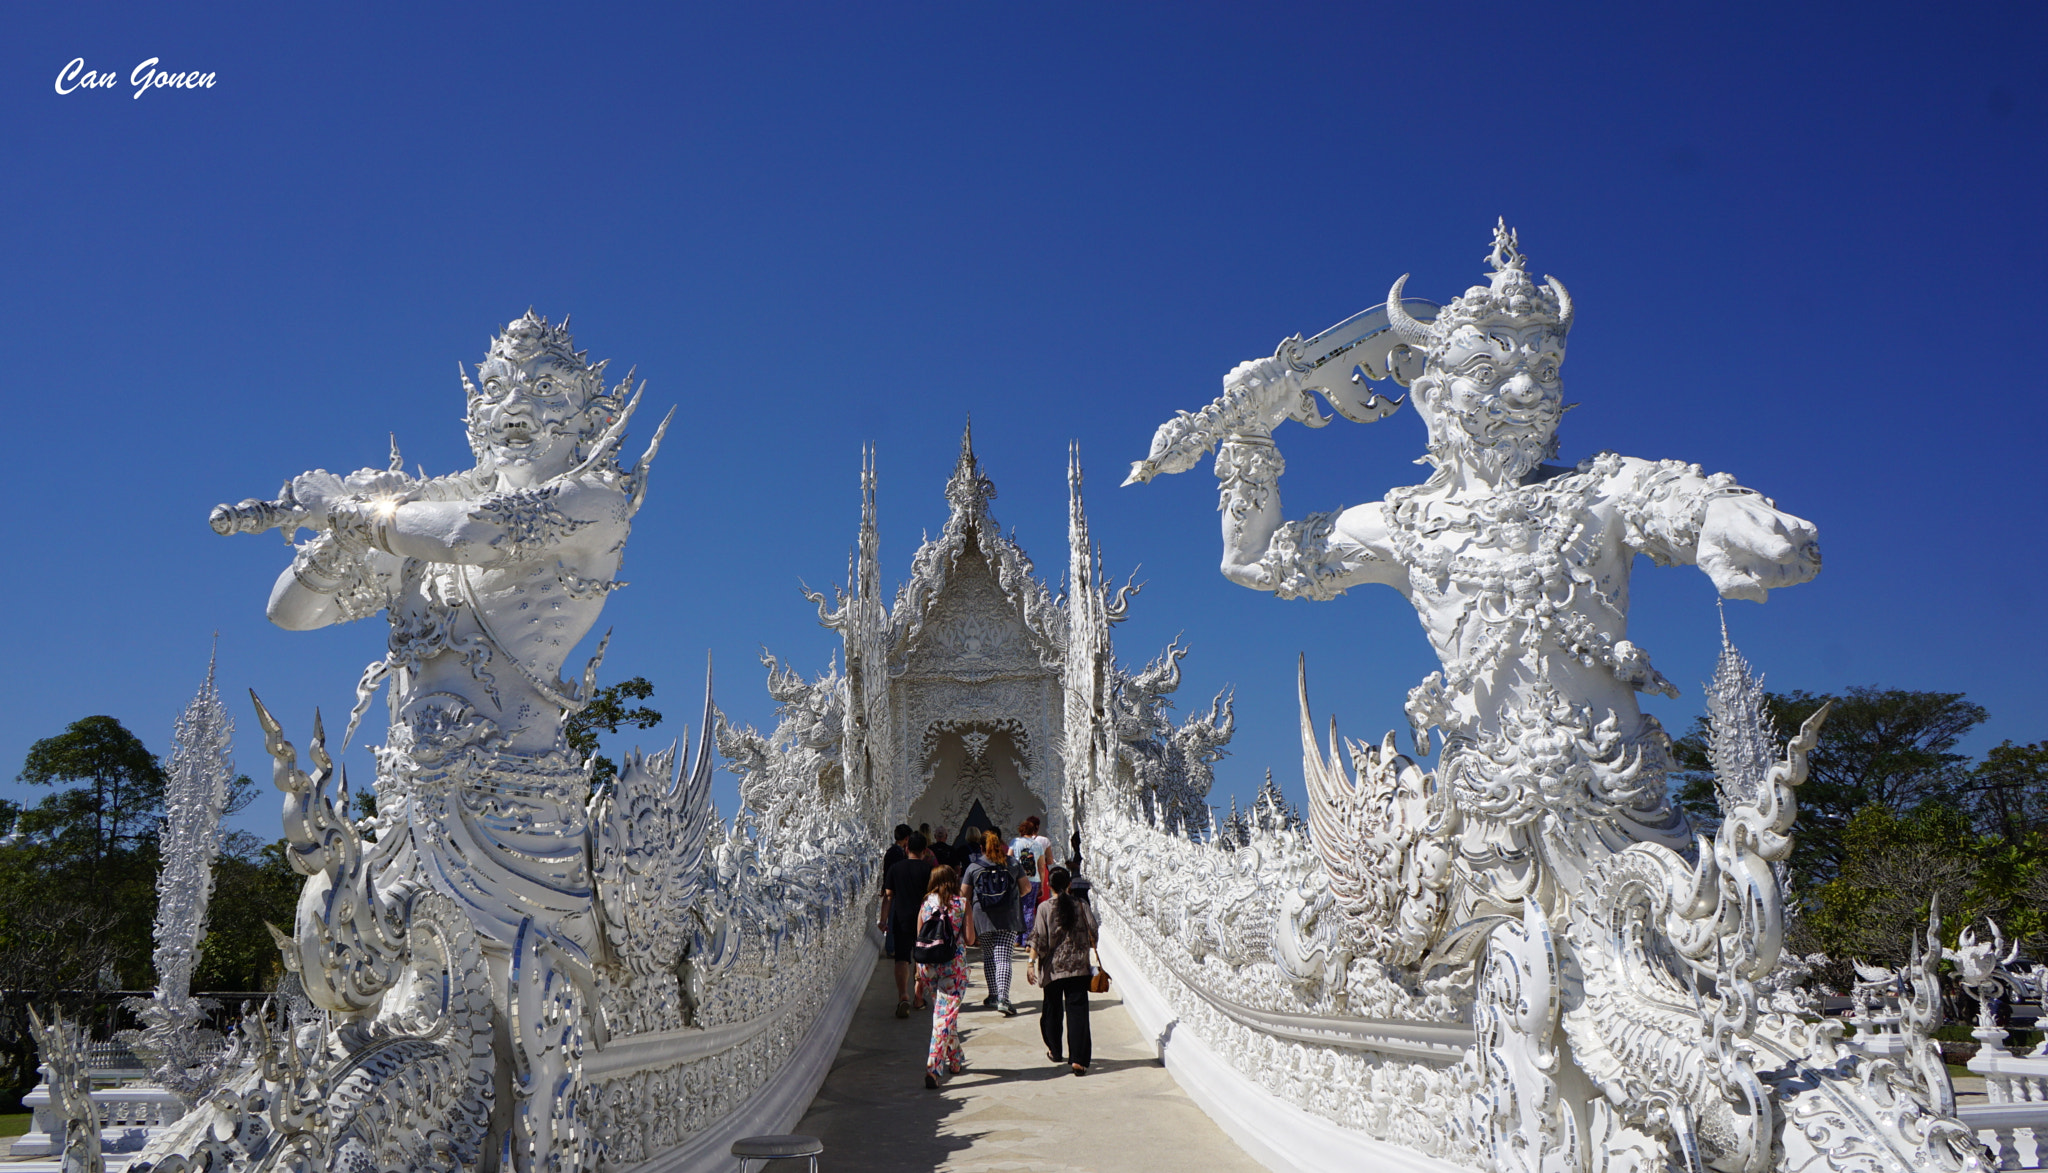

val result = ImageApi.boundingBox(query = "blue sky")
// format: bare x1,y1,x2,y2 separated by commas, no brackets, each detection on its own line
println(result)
2,3,2043,833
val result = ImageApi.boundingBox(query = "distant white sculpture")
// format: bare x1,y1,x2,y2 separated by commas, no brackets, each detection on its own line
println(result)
1948,917,2021,1060
119,646,240,1107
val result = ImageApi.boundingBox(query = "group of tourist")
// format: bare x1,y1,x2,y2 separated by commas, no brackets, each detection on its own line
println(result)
877,817,1097,1087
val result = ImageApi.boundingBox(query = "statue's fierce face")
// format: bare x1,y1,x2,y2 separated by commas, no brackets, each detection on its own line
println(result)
1423,323,1566,482
470,354,590,477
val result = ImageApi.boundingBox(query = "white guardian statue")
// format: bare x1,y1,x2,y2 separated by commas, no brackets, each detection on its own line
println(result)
154,315,884,1173
224,310,669,971
1123,224,1990,1172
1132,220,1818,948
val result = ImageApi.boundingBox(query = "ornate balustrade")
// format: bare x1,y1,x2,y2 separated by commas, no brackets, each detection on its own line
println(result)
12,1081,186,1156
1963,1047,2048,1169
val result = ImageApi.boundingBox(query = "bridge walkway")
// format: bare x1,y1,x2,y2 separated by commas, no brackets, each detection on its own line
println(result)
770,948,1265,1172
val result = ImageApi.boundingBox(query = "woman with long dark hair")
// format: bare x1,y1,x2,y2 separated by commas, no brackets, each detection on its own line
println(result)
1027,865,1098,1075
916,863,976,1087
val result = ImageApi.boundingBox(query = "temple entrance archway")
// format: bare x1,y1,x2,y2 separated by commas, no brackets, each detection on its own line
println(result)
906,721,1043,849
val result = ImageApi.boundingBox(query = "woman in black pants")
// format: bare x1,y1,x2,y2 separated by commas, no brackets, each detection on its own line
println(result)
1027,866,1098,1075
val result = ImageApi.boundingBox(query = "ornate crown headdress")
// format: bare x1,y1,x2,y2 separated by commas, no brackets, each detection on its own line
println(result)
468,310,607,400
459,310,634,466
1384,219,1573,359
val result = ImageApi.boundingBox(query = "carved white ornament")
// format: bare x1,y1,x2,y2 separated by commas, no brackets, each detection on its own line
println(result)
128,316,882,1173
1102,224,1988,1173
118,647,240,1108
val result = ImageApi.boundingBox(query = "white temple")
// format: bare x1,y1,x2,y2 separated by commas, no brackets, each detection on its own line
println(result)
812,427,1080,849
32,228,2037,1173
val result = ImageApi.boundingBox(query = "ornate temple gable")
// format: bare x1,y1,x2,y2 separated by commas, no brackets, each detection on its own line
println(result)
885,422,1065,674
901,548,1042,680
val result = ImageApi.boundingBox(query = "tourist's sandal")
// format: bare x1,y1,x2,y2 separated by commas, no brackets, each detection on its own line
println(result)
1071,1064,1087,1076
895,999,910,1018
925,1072,939,1089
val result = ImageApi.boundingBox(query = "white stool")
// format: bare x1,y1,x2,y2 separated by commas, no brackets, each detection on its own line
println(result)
731,1133,823,1172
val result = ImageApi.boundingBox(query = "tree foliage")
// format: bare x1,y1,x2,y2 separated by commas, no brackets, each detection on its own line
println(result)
0,719,295,1107
1960,740,2048,842
1800,804,2048,970
1671,685,2048,986
1671,687,1988,880
564,676,663,786
18,715,168,869
190,832,303,992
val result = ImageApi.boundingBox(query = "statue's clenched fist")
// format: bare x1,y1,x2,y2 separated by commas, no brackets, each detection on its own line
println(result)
1221,356,1313,439
1697,494,1821,603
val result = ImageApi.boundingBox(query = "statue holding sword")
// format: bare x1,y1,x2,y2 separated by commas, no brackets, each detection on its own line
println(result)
1128,221,1821,942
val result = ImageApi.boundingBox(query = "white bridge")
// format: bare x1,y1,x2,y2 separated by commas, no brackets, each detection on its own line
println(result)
25,240,2011,1173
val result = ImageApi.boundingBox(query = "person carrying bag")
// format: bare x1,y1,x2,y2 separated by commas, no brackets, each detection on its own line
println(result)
1027,866,1098,1075
915,865,976,1088
962,832,1026,1016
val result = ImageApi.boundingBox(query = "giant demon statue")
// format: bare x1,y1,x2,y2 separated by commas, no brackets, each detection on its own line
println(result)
193,312,684,1171
1124,226,1993,1172
226,311,668,968
1132,221,1819,948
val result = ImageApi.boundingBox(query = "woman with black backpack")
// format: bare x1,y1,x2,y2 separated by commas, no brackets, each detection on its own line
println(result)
962,831,1025,1017
913,864,976,1088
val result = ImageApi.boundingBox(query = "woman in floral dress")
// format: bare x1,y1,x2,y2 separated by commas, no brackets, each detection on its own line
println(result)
916,864,976,1087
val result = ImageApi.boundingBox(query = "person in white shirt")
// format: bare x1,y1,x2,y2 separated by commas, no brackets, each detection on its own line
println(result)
1010,816,1053,936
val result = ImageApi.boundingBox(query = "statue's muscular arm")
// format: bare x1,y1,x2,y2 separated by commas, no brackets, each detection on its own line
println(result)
1599,455,1821,603
1216,437,1402,601
267,474,625,630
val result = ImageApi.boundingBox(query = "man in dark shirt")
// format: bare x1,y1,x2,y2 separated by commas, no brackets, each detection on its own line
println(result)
881,823,912,881
880,832,936,1017
878,824,912,957
932,827,963,870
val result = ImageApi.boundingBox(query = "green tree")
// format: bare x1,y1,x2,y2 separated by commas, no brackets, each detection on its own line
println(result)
1802,804,2048,972
1670,687,1987,880
18,715,167,869
0,717,170,1107
565,676,663,786
1961,740,2048,841
190,834,304,992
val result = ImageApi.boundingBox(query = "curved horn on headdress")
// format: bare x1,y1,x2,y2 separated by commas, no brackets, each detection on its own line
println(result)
1385,274,1435,348
1545,275,1573,334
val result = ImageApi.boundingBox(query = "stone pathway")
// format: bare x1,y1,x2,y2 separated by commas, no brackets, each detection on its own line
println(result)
769,949,1266,1172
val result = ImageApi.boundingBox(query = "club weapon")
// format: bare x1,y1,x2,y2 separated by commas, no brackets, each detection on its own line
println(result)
1125,297,1439,486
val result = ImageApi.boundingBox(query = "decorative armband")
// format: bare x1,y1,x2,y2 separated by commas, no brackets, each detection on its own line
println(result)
1613,459,1753,566
470,485,593,563
1260,510,1362,601
1214,436,1285,522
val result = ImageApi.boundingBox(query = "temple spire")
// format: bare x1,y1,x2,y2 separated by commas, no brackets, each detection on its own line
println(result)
943,415,997,518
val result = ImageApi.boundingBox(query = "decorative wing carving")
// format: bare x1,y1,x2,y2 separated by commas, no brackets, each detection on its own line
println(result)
590,660,718,977
1297,658,1453,969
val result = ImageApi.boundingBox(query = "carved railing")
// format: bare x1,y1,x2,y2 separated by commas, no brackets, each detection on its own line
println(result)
11,1082,186,1156
1963,1041,2048,1168
1085,803,1481,1169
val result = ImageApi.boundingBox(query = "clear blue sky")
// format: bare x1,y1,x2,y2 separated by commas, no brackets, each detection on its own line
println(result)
3,2,2042,834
